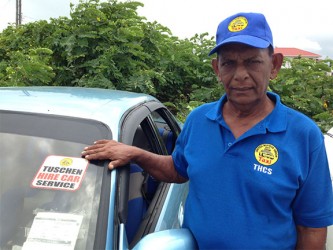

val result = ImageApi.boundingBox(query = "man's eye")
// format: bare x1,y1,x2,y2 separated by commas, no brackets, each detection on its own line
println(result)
249,60,262,65
221,61,234,67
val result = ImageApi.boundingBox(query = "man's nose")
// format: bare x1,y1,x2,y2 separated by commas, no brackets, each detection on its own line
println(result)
234,63,249,80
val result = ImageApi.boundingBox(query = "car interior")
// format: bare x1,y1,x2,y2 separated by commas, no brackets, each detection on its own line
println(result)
125,116,176,246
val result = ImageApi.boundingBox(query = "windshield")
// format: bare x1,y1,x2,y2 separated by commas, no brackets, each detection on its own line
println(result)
0,111,111,250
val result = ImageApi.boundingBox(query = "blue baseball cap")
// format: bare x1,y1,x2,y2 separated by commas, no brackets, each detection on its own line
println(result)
209,12,273,56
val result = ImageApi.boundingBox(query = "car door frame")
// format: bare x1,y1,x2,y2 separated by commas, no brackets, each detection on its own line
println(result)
108,100,182,250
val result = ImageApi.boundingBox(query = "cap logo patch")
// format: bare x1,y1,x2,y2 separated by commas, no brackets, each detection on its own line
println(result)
254,144,278,166
228,16,248,32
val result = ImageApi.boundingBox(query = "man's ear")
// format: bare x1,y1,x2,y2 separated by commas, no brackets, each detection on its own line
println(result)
211,58,221,81
270,53,283,79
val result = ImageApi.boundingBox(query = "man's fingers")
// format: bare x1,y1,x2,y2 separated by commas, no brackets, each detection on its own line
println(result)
108,160,121,170
82,140,114,158
83,143,106,152
81,140,128,166
82,140,113,154
82,148,105,159
93,139,110,145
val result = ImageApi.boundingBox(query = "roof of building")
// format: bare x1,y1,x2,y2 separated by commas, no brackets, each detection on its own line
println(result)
274,47,321,58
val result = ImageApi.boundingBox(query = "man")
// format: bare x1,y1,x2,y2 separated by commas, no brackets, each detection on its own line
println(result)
82,12,333,249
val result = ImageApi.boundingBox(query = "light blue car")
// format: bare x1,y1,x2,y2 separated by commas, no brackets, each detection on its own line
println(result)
1,87,332,249
0,87,196,250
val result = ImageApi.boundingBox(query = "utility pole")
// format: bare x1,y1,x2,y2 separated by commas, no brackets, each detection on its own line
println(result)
16,0,22,27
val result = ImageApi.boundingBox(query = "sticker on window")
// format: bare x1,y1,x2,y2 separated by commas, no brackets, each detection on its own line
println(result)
22,212,83,250
31,155,88,192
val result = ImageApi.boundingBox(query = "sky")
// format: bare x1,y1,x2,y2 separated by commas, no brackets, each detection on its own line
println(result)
1,0,332,59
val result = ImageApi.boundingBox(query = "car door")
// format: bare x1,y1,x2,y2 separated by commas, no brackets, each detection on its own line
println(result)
113,101,190,249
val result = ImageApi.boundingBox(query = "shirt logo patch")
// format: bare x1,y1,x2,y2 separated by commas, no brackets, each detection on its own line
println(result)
255,144,278,166
228,16,248,32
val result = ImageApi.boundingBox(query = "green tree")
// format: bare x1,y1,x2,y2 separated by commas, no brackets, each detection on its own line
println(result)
1,48,54,86
0,0,332,131
270,57,333,132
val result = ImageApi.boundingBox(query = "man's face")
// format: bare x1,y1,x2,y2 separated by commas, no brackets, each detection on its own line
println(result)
212,43,280,108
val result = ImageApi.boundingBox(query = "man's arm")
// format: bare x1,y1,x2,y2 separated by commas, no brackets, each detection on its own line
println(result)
82,139,187,183
296,225,327,250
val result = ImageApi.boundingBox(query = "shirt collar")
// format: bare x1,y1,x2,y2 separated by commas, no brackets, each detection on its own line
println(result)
206,92,287,133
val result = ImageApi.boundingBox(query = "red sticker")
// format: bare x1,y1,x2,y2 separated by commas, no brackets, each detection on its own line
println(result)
31,155,88,192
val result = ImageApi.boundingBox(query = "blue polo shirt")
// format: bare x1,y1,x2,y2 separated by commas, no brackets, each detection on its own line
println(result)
172,92,333,249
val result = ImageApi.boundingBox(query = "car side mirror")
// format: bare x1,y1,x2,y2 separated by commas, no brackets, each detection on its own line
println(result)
132,228,197,250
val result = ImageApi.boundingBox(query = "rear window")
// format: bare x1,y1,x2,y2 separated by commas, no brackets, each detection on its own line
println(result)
0,111,111,250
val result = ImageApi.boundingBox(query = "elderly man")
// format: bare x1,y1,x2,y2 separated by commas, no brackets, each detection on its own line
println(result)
82,12,333,249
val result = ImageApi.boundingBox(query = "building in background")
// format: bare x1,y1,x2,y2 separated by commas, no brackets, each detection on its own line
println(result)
274,47,326,70
274,47,321,59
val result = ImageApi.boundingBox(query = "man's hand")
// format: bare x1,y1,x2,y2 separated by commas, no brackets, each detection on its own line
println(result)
82,139,187,183
81,140,139,169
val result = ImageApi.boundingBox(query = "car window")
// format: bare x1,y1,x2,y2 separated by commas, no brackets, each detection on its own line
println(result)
124,108,181,247
0,111,111,250
131,109,179,158
150,110,179,154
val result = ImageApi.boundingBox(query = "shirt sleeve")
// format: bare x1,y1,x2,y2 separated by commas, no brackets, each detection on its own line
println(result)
292,141,333,227
172,118,191,179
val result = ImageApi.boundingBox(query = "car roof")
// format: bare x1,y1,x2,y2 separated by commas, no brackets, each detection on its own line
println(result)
0,86,158,135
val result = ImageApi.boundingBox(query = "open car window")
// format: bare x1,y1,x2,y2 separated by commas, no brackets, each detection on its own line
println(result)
0,111,111,250
123,107,182,248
